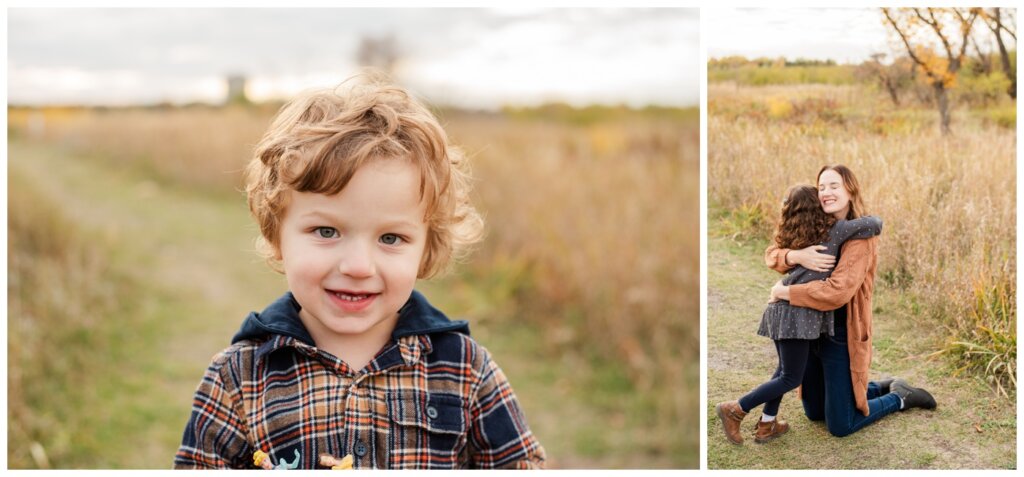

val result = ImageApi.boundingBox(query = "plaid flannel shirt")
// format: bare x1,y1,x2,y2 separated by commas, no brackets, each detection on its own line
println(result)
174,291,545,469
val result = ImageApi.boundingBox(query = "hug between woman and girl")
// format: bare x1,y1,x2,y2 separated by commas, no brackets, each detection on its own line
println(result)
716,164,937,445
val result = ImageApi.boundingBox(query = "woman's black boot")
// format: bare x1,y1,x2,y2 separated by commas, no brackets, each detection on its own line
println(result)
891,379,937,411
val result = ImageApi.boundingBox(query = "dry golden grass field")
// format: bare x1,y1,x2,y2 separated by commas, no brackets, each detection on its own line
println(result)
709,82,1016,393
7,104,699,468
707,81,1016,468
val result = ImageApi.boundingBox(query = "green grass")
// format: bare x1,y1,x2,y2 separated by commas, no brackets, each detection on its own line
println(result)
8,167,172,468
706,206,1016,469
7,138,697,469
974,104,1017,130
708,64,858,86
8,142,271,468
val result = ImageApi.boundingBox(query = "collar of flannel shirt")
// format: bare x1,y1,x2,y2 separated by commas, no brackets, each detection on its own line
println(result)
231,289,471,348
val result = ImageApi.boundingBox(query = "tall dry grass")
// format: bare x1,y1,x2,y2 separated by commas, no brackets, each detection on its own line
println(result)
709,83,1016,395
8,168,130,468
454,115,700,423
9,106,272,194
9,104,701,462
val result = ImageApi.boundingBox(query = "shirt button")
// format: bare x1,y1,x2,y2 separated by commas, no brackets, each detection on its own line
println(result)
354,441,367,457
426,406,438,419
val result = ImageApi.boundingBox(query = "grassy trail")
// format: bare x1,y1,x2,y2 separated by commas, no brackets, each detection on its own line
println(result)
9,140,286,467
706,210,1016,469
8,139,693,468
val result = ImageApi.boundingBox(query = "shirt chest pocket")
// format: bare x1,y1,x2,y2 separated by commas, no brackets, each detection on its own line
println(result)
387,393,468,469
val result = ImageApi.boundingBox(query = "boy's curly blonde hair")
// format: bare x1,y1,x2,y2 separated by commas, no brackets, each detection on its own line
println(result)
244,78,483,278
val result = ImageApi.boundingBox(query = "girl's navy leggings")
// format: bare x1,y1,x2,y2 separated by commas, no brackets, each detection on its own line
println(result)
737,338,810,417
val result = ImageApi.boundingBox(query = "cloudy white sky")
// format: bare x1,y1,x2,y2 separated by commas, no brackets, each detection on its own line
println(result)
708,7,1018,64
707,8,894,64
8,8,700,108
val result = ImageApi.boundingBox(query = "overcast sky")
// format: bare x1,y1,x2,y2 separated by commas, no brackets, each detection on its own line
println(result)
707,8,894,64
8,8,700,108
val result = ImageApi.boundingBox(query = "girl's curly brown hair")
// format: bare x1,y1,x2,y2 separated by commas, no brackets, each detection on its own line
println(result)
774,184,836,250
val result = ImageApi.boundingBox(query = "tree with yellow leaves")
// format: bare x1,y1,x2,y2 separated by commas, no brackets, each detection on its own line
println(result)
881,7,980,135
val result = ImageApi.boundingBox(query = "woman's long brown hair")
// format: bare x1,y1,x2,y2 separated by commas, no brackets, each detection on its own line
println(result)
774,184,836,250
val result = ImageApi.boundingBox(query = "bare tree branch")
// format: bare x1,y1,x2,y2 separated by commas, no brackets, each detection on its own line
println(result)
954,9,980,70
1002,21,1016,40
922,8,956,60
996,8,1016,41
985,7,1017,99
984,8,999,35
884,8,943,83
969,31,990,74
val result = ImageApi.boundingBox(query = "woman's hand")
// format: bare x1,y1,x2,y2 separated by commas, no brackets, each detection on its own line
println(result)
787,245,836,272
769,280,790,303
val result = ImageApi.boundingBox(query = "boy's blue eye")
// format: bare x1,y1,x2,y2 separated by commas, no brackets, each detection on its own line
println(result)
315,227,338,239
380,233,402,245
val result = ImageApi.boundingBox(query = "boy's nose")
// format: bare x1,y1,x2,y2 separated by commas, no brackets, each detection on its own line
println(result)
337,242,375,278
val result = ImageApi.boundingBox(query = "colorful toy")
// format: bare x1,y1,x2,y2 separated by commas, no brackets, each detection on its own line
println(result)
253,450,273,470
319,454,354,470
253,449,301,470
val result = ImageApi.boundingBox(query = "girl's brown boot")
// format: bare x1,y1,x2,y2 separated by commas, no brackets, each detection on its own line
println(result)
715,401,747,444
753,417,789,443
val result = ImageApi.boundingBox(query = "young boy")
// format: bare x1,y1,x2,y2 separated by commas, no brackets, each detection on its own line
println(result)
174,79,546,469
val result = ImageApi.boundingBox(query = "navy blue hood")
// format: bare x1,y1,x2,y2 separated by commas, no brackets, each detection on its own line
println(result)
232,290,470,345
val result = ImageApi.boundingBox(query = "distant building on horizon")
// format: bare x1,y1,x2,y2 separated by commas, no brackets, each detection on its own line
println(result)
226,74,248,105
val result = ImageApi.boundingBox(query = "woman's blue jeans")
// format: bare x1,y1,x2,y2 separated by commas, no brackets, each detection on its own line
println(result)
801,330,902,437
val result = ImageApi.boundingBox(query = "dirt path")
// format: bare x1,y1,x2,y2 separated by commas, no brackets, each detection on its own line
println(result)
706,216,1016,469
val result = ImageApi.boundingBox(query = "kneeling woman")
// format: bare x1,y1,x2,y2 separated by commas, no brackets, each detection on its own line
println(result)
765,165,936,438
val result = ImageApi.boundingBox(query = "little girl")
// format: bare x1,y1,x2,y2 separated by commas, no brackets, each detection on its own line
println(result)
715,185,882,444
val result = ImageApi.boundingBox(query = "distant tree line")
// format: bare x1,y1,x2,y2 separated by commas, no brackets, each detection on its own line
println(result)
707,58,858,86
710,56,838,68
710,8,1015,135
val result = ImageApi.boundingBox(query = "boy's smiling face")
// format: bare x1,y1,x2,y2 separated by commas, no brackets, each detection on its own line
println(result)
276,159,428,354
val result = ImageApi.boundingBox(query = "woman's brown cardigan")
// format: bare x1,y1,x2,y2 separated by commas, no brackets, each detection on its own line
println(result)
765,237,879,416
